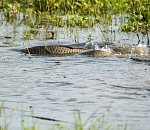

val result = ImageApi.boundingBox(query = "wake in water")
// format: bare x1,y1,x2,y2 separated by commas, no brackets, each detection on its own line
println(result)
130,44,150,62
131,43,149,56
84,42,150,62
84,42,149,57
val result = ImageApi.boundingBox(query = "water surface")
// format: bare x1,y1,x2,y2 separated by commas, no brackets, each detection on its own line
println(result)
0,15,150,130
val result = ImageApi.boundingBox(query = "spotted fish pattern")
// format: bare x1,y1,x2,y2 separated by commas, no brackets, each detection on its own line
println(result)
21,45,88,56
80,50,111,57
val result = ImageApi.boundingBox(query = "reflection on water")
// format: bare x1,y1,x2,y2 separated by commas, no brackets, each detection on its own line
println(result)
0,13,150,130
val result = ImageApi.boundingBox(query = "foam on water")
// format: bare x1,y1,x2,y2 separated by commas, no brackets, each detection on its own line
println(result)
101,45,113,53
131,43,149,56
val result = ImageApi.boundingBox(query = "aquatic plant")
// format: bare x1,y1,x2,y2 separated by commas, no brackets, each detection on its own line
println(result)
0,101,131,130
121,0,150,44
0,0,146,27
0,0,149,43
0,102,8,130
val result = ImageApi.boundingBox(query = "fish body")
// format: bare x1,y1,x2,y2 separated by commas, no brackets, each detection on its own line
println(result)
80,50,111,58
21,43,149,58
21,45,88,56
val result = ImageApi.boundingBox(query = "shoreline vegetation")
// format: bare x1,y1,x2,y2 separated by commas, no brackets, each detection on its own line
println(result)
0,101,130,130
0,0,149,44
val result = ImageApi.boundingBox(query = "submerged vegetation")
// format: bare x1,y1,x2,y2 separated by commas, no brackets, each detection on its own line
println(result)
0,0,149,43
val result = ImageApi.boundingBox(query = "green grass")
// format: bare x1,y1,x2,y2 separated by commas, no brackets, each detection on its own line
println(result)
0,102,131,130
0,102,7,130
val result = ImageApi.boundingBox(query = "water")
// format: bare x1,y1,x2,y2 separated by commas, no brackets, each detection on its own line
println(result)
0,15,150,130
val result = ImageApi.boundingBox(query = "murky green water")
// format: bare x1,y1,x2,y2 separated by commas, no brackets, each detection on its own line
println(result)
0,13,150,130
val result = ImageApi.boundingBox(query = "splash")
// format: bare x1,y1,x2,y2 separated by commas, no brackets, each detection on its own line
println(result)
84,42,149,57
84,42,100,50
131,43,149,56
101,45,113,53
84,42,112,53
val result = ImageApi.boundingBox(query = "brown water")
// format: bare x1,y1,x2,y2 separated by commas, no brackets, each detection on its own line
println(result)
0,13,150,130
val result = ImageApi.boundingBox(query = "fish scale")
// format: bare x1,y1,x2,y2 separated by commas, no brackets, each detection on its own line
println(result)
21,45,88,56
